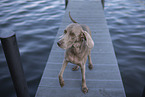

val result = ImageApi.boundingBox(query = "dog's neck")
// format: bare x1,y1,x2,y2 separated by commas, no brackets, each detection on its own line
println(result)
65,39,89,65
71,39,86,54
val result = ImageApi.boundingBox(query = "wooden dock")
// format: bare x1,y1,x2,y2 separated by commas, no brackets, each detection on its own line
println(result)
35,0,126,97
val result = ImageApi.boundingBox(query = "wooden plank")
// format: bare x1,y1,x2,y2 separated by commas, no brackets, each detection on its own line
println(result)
35,0,126,97
39,78,123,89
36,87,125,97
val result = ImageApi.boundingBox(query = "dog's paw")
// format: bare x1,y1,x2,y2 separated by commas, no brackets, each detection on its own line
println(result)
59,76,64,87
59,79,64,87
72,66,79,71
82,86,88,94
88,64,93,70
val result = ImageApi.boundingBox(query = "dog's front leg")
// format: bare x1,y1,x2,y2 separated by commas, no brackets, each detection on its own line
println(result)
58,60,68,87
88,54,93,70
80,64,88,93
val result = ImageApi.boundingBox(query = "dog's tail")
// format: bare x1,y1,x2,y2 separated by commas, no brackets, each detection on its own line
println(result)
69,12,78,23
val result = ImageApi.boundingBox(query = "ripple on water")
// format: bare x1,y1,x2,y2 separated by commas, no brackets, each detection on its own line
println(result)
0,0,64,97
105,0,145,97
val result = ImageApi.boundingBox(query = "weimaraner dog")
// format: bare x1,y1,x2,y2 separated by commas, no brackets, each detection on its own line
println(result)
57,12,94,93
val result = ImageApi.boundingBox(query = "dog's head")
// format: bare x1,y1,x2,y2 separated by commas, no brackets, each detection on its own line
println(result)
57,23,94,50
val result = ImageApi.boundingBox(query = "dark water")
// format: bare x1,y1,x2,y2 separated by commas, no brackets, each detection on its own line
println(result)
105,0,145,97
0,0,145,97
0,0,65,97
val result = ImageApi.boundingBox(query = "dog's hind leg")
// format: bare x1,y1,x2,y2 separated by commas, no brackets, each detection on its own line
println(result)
88,52,93,70
72,65,79,71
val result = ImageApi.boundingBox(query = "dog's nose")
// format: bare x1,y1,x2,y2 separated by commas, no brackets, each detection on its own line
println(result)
57,41,61,46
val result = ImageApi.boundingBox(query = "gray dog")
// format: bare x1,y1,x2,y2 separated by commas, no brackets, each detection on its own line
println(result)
57,12,94,94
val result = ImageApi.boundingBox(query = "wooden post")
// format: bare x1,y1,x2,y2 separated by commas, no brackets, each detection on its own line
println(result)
0,31,30,97
142,86,145,97
101,0,104,9
65,0,68,9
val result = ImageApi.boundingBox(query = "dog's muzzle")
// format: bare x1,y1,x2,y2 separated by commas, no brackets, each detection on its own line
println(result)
57,41,62,47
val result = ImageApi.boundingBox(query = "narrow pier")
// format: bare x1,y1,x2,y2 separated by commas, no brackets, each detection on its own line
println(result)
35,0,126,97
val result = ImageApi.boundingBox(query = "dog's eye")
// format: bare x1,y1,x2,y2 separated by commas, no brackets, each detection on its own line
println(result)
64,30,67,34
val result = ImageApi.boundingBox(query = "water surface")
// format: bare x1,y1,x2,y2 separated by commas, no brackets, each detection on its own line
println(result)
105,0,145,97
0,0,65,97
0,0,145,97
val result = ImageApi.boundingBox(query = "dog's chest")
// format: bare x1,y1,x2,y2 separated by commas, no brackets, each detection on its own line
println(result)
65,46,88,65
66,52,82,66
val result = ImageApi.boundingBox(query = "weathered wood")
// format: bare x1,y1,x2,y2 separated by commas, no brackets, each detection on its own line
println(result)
1,34,30,97
101,0,105,8
65,0,68,9
35,0,126,97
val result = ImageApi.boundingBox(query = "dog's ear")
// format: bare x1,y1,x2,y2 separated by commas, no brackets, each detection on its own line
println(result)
80,32,86,41
81,30,94,49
